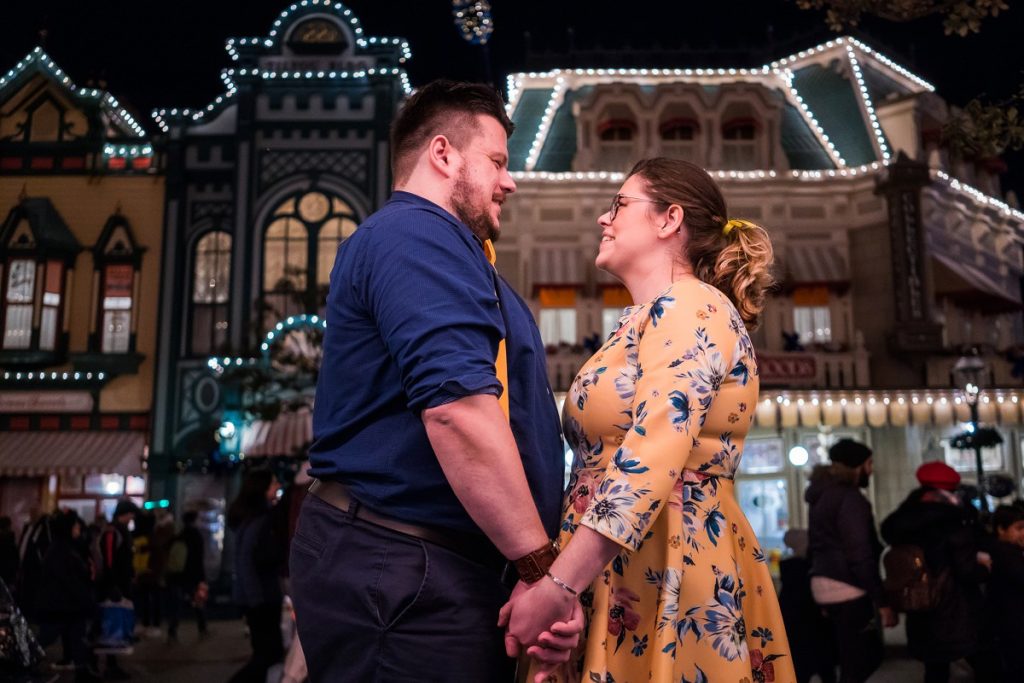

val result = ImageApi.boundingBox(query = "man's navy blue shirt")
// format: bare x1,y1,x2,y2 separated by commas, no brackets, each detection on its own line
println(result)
309,191,565,537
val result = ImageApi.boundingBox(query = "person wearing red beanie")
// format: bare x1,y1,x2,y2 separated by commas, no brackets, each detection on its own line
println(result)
915,461,961,492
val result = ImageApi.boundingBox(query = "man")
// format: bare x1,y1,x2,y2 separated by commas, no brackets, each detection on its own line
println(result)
291,80,576,682
805,439,895,683
881,462,996,682
988,504,1024,681
98,499,138,680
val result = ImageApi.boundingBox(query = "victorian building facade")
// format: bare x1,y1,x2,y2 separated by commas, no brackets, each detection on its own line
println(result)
148,1,411,521
0,48,162,530
499,37,1024,554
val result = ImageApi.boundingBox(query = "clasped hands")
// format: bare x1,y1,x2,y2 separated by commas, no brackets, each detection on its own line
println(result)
497,577,584,683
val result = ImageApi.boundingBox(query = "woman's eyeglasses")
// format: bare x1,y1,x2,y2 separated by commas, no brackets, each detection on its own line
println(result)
608,194,666,221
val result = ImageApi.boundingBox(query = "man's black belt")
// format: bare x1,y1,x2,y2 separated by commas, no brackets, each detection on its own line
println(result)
308,479,508,574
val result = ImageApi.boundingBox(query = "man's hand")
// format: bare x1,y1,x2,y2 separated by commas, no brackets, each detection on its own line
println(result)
497,578,577,656
526,600,584,682
879,606,899,628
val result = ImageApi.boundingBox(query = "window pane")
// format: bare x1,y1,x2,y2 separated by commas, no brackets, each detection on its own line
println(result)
722,143,757,170
264,219,307,292
102,310,131,353
39,306,58,350
794,305,831,344
194,232,231,304
739,438,786,474
6,260,35,303
602,308,626,338
736,478,789,554
539,308,577,346
3,304,33,349
191,303,229,356
84,474,124,496
299,192,330,223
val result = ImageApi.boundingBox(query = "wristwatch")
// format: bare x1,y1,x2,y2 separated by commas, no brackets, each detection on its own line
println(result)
513,540,559,584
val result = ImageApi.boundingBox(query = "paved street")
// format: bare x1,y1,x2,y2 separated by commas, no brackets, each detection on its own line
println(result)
34,617,980,683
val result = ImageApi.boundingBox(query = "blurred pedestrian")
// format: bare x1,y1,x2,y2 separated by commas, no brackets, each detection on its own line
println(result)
987,504,1024,682
881,461,997,683
779,528,836,683
227,470,284,683
98,499,138,680
36,511,100,682
165,510,207,640
806,439,895,683
131,511,161,637
0,516,18,590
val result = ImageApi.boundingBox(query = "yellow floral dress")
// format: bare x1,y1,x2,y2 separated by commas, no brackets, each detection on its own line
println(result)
550,278,794,683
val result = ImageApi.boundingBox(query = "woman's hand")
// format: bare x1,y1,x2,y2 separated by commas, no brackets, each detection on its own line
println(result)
498,578,580,657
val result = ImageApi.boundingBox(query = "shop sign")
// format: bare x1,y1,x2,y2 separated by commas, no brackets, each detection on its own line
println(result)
0,391,93,413
758,353,818,385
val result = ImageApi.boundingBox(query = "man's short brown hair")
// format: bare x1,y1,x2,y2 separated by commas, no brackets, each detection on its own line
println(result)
390,79,514,183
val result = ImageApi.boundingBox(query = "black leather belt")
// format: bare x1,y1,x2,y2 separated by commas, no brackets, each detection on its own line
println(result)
308,479,509,574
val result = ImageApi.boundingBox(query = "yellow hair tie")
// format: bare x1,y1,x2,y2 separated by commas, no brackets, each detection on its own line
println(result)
722,219,753,237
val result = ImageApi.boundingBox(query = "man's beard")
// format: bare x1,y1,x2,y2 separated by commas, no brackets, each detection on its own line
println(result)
451,168,499,242
858,470,870,488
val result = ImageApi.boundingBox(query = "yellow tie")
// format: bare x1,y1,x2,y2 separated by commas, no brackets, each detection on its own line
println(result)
483,239,510,420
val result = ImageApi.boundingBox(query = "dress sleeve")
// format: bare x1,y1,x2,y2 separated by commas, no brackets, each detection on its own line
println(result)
361,212,505,412
580,288,737,551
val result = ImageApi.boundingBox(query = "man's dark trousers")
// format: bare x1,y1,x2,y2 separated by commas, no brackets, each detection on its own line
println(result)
821,596,882,683
291,494,516,682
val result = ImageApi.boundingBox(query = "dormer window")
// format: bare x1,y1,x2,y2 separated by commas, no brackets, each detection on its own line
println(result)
596,117,637,170
91,213,145,355
660,118,699,162
0,199,81,359
722,118,759,170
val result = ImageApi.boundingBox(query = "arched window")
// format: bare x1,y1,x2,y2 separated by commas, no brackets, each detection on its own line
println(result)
262,190,359,329
659,117,700,162
92,214,145,355
722,118,759,170
191,231,231,355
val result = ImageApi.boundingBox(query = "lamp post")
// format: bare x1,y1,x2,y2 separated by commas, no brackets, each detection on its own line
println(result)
953,352,988,512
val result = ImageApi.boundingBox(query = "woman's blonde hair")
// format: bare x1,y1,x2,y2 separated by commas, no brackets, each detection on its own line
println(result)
627,157,775,329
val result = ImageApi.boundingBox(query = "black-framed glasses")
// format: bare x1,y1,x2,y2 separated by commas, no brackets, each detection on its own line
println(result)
608,194,666,221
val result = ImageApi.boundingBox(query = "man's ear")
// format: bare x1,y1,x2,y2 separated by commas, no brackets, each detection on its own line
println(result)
427,134,459,179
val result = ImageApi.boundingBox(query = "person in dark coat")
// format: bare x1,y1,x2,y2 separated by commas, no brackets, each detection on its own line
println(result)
880,461,997,683
98,499,138,681
779,529,836,683
166,510,208,640
0,516,19,590
987,504,1024,682
805,439,896,683
36,511,100,682
227,470,284,683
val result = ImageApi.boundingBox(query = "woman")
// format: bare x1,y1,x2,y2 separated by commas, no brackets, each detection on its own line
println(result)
36,511,98,681
228,470,285,683
503,158,795,682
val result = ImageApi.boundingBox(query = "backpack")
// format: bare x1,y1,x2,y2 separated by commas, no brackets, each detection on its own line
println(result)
883,544,945,612
166,537,188,575
132,535,151,576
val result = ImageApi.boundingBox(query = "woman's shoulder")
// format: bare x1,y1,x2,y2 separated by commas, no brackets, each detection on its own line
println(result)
638,278,741,334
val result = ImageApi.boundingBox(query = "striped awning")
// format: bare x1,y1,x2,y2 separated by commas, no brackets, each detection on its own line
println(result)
242,407,312,458
781,242,849,285
0,431,146,476
932,251,1022,312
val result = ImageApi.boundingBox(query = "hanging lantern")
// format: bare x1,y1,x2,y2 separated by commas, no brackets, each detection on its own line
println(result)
452,1,494,45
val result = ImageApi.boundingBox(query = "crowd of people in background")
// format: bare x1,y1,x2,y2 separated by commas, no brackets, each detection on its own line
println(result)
0,497,209,681
781,438,1024,683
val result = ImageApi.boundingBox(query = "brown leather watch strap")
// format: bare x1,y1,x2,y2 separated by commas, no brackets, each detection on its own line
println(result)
513,541,559,584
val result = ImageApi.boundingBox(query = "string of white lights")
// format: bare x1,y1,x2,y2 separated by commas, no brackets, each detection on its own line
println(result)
846,46,891,163
934,170,1024,222
779,68,847,168
524,78,566,171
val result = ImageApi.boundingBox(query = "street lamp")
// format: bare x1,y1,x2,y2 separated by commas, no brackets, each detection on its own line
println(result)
953,352,988,512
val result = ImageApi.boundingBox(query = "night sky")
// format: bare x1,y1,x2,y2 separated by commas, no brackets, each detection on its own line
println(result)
2,0,1022,193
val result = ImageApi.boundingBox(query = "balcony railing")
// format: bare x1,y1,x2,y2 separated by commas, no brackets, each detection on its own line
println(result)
547,347,870,392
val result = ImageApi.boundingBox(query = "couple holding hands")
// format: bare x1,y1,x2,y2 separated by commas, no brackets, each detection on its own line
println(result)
290,79,795,683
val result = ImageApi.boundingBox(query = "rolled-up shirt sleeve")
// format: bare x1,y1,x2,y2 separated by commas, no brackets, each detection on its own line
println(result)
360,210,505,412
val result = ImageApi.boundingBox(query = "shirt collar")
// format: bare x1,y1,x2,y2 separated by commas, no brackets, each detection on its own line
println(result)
389,191,495,264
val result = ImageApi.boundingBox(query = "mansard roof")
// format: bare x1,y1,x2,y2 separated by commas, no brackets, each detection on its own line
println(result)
507,36,931,174
0,197,81,256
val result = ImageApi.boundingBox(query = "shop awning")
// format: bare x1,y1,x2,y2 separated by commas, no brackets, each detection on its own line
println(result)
242,407,312,458
781,242,849,286
0,431,146,476
931,251,1022,312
